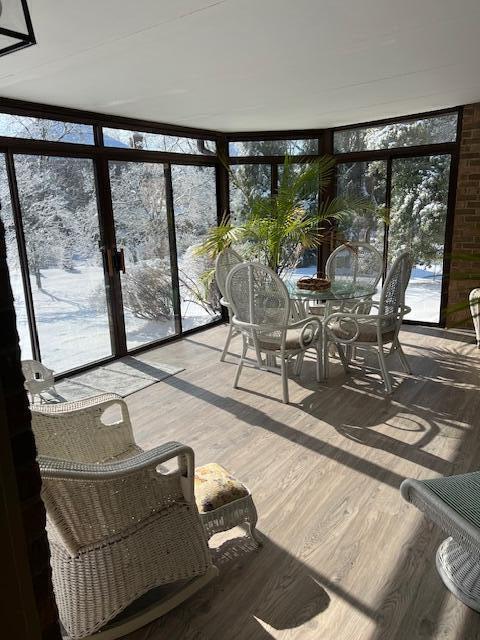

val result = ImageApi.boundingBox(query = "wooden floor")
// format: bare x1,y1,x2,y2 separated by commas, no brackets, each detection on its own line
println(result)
122,323,480,640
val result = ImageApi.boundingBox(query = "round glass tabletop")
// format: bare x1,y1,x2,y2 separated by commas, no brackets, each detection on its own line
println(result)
285,279,376,301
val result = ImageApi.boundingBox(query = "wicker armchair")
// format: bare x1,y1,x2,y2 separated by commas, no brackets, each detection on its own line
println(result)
401,472,480,612
225,262,322,404
322,251,412,394
309,242,383,317
32,395,216,639
215,247,243,362
22,359,55,402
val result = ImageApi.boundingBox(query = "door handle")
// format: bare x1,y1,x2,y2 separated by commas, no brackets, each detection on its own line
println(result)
118,248,126,274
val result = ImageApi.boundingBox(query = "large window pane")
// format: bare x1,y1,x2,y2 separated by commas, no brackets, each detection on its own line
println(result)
229,164,271,223
334,113,458,153
15,155,111,372
336,161,387,257
0,154,32,358
278,163,319,277
0,113,93,144
229,139,318,157
390,155,451,323
103,127,216,155
109,161,176,349
171,165,221,330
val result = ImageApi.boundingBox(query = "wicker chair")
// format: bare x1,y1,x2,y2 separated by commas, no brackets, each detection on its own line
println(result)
215,247,243,361
225,262,322,404
401,472,480,612
32,395,217,640
22,359,55,403
322,251,412,394
309,242,383,317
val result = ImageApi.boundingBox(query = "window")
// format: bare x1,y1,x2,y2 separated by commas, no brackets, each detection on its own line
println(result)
229,164,271,223
0,113,94,144
103,127,216,155
14,155,112,372
172,165,221,329
0,153,32,358
109,161,177,350
334,113,458,153
229,138,318,156
336,161,387,256
390,155,451,323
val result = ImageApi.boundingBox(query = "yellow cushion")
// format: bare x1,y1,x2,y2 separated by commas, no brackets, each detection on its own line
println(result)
194,463,249,513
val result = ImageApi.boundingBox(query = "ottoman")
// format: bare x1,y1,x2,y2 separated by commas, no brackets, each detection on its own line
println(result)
194,463,261,545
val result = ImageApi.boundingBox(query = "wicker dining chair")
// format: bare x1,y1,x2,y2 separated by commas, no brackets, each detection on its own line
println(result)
32,395,217,640
22,359,56,403
215,247,243,361
309,242,383,317
225,262,322,404
322,251,412,394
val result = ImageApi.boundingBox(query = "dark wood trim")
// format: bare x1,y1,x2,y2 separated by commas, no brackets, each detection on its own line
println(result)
225,130,323,141
383,157,393,282
164,163,183,336
0,97,222,139
331,106,461,133
229,153,321,165
93,156,127,355
4,151,41,360
440,106,463,327
0,136,220,164
333,142,457,162
271,163,279,196
318,131,334,273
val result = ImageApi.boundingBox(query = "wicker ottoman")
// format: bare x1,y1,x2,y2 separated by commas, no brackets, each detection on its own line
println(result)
194,463,261,545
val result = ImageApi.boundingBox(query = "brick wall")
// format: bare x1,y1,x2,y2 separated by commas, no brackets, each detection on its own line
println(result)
0,219,61,640
447,103,480,327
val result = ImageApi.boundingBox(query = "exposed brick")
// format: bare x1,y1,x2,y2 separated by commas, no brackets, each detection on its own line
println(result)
447,102,480,328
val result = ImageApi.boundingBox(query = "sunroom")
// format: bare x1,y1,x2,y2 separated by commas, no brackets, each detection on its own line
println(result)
2,2,480,640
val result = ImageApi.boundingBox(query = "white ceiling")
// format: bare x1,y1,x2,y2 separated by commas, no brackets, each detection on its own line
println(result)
1,0,480,132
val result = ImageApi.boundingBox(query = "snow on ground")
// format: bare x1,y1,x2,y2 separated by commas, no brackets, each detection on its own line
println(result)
9,263,218,373
9,260,442,374
291,265,442,323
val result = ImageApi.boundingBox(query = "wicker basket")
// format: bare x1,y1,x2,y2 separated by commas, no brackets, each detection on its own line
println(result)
296,274,331,291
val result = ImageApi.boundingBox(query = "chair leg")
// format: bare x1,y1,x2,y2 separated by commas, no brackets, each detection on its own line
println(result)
280,357,289,404
395,338,411,374
377,347,393,394
294,352,304,376
322,336,330,380
315,345,322,382
233,338,248,389
220,324,235,362
336,344,349,374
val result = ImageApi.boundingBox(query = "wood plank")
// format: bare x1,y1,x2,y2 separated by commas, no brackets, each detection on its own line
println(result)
122,324,480,640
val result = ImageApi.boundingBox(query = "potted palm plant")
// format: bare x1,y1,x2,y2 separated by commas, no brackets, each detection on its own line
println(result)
196,154,371,278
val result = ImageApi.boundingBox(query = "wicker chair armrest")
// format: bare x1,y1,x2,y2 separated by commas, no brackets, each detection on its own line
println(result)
34,392,122,414
39,442,193,479
323,311,385,344
39,443,196,554
286,316,322,348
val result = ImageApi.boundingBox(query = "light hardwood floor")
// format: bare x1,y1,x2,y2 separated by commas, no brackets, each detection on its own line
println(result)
122,323,480,640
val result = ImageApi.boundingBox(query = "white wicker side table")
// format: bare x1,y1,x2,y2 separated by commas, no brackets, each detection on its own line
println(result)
194,463,262,545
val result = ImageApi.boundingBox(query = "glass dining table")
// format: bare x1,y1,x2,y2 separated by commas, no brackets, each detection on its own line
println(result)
284,279,377,315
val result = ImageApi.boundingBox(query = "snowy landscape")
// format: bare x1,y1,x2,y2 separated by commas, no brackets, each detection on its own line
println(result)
10,263,218,373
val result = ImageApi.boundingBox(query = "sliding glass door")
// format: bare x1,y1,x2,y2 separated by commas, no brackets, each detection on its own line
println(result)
13,154,112,371
336,154,452,323
109,160,178,350
390,155,451,323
